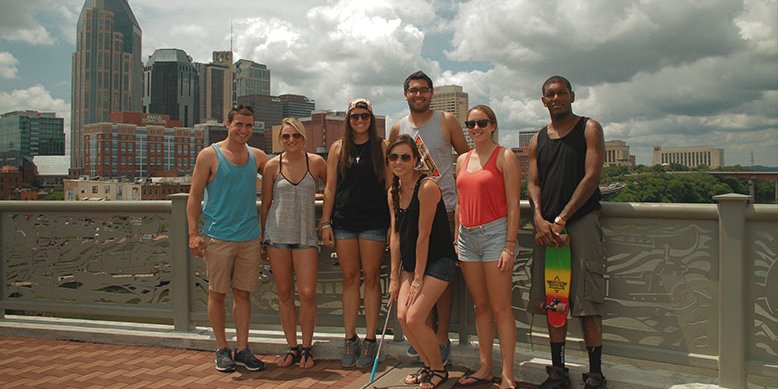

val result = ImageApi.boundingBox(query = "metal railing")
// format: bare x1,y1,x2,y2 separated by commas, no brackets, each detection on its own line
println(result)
0,193,775,388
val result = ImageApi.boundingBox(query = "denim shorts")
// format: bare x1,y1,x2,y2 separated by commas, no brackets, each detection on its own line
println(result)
333,228,387,242
402,257,456,282
264,241,318,250
457,217,507,262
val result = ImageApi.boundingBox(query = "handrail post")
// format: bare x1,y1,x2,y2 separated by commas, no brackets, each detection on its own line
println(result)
170,194,192,331
714,193,750,388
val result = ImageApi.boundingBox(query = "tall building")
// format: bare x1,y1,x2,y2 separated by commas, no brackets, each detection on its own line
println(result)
234,59,270,99
279,94,316,119
430,85,476,146
143,48,199,127
605,140,636,167
518,130,538,147
83,112,204,178
195,51,233,123
0,111,66,183
71,0,142,175
652,145,724,169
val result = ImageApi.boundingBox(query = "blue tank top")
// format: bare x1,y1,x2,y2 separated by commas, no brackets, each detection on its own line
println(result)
202,144,260,241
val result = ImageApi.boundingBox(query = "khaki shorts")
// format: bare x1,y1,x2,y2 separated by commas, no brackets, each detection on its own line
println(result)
529,211,606,317
204,237,261,294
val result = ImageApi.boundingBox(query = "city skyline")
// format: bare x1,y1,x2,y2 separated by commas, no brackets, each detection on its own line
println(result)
0,0,776,166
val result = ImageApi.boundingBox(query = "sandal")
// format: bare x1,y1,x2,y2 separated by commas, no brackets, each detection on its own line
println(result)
457,372,497,387
278,345,301,367
421,368,448,389
299,346,315,368
403,366,430,384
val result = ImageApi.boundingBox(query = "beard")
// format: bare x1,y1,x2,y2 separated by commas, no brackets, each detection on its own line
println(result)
408,100,430,113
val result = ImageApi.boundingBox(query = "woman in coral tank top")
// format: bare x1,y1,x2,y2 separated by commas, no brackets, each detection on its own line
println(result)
455,105,521,389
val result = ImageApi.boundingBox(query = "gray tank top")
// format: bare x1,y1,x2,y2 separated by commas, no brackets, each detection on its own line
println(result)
263,153,319,247
399,111,457,211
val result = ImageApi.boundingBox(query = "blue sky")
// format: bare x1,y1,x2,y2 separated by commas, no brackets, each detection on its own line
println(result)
1,0,777,166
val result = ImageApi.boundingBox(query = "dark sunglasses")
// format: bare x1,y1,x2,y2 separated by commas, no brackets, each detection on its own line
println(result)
350,112,371,121
388,153,412,162
464,119,491,129
281,133,303,140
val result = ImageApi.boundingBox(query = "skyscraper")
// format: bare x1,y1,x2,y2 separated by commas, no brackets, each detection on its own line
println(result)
195,51,233,123
71,0,142,175
430,85,479,147
143,48,199,127
0,110,66,184
279,94,315,119
234,59,271,99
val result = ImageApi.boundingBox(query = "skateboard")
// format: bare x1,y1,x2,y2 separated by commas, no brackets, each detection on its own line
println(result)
543,234,571,328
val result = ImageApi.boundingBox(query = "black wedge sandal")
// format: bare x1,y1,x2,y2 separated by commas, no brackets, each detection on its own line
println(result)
299,346,315,368
421,368,448,389
279,345,301,367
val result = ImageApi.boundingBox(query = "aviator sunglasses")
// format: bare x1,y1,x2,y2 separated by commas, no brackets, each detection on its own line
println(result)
464,119,491,129
350,112,371,120
388,153,412,162
281,133,303,140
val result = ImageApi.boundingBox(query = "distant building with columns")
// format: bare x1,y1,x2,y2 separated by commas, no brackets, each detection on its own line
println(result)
652,145,724,169
605,140,636,167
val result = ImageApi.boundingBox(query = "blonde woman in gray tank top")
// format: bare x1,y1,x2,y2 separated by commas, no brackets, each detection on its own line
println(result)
260,118,326,368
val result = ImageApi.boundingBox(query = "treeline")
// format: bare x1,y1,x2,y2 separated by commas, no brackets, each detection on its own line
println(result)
600,165,776,204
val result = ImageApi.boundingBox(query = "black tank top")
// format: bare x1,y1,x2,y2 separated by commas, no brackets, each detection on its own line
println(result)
398,175,457,272
536,117,601,223
333,139,390,231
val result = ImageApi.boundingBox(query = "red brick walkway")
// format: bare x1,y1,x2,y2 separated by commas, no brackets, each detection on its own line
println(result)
0,336,366,388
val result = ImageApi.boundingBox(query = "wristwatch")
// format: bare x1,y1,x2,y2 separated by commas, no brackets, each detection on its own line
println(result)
553,215,566,227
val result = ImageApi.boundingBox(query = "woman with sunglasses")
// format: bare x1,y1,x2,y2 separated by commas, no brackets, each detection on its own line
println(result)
321,98,390,368
387,134,456,389
455,105,520,389
260,117,327,368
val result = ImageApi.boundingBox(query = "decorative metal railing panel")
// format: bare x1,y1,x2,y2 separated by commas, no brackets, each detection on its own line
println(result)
748,221,778,363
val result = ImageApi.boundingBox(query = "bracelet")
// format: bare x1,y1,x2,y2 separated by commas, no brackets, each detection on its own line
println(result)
321,224,331,229
411,279,423,288
319,219,331,226
505,240,516,243
503,248,515,256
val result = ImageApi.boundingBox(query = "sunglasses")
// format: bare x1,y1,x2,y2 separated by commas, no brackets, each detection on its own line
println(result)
388,153,412,162
350,112,371,121
464,119,491,129
281,133,303,140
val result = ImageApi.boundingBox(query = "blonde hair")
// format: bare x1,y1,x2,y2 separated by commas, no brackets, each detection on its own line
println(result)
280,117,307,142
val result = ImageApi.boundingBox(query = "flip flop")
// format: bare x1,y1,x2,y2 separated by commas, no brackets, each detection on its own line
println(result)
456,373,497,387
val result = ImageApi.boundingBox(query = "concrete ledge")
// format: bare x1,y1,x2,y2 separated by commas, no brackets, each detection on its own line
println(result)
0,315,743,388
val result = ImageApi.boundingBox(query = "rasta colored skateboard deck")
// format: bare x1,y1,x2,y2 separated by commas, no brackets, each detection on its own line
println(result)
543,236,571,328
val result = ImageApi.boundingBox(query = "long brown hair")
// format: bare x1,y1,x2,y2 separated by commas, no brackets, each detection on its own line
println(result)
388,134,421,232
338,106,385,182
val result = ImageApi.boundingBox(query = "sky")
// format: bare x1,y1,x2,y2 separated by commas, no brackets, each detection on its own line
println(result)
0,0,776,167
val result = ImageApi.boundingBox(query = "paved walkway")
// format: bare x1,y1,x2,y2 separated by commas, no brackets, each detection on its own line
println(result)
0,336,532,388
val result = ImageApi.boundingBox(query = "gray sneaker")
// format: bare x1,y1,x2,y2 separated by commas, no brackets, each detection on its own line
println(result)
341,337,361,367
356,340,378,368
234,347,265,371
215,347,235,372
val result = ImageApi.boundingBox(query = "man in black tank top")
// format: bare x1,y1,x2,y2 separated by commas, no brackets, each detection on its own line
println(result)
528,76,608,389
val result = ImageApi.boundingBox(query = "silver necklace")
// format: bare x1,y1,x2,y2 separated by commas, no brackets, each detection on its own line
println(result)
354,143,367,164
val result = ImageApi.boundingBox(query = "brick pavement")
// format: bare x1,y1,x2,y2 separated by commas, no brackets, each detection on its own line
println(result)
0,336,538,388
0,336,368,389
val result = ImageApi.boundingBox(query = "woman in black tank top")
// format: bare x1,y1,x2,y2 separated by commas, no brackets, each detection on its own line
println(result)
387,135,455,388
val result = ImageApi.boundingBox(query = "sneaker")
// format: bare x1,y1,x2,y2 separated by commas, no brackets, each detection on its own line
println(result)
439,339,451,365
341,337,361,367
215,347,235,372
406,343,418,358
356,339,378,368
234,347,265,371
539,365,571,389
583,372,607,389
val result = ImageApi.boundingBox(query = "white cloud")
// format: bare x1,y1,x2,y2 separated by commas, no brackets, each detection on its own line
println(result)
0,52,19,79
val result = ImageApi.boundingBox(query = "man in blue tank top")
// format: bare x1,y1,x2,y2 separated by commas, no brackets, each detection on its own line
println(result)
528,76,607,389
389,71,469,364
187,105,268,373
